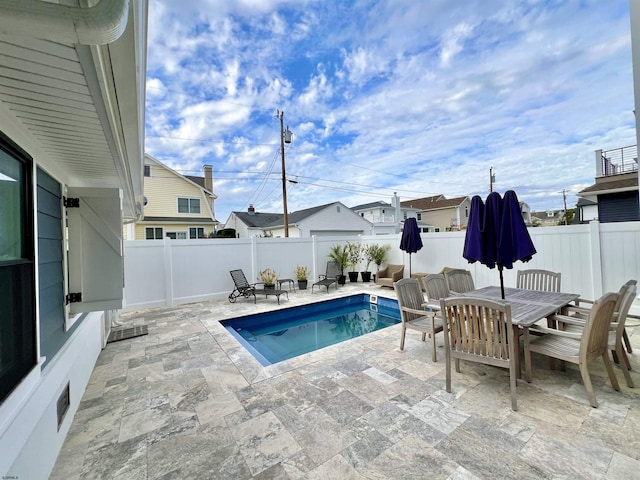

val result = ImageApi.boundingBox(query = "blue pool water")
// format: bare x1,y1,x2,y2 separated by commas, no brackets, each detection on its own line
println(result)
222,294,400,366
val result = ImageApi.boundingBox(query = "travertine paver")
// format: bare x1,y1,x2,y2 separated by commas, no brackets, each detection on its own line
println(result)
51,283,640,479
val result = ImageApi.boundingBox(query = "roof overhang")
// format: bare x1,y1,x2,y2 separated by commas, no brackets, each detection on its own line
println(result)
0,0,147,221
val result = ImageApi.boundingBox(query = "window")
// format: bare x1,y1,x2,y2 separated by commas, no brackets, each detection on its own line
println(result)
189,227,205,239
145,227,163,239
434,227,440,232
166,231,187,240
417,213,422,221
403,212,407,220
0,133,36,404
178,197,200,214
465,206,469,218
144,165,151,177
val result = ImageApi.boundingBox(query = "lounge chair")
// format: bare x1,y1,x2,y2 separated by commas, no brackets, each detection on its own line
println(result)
228,269,257,303
312,261,341,293
375,264,404,288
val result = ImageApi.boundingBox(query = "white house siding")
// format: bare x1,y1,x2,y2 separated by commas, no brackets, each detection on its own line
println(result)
144,167,205,217
297,204,372,236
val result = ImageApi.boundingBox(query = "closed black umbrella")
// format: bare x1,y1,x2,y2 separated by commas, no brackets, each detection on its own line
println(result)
400,217,423,276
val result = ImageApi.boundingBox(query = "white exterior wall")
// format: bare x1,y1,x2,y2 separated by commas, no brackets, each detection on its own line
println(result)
122,222,640,314
297,204,373,236
3,313,104,479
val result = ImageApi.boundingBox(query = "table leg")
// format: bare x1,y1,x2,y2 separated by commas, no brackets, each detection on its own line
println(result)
513,324,522,379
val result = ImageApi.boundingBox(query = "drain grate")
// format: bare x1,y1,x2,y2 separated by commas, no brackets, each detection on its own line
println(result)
107,325,148,343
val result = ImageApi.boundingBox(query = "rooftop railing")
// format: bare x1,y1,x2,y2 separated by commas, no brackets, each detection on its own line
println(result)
600,145,638,176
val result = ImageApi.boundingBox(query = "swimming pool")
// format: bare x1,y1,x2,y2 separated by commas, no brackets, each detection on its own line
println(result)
222,294,400,366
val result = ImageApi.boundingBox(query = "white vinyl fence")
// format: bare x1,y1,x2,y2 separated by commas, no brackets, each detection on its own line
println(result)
122,221,640,313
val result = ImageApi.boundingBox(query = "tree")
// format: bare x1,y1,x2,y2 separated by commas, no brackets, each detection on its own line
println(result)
558,209,575,226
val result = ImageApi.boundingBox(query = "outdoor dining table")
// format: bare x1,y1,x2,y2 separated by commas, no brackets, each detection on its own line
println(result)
458,286,580,378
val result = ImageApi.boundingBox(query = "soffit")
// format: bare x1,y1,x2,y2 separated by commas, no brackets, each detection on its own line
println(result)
0,35,121,186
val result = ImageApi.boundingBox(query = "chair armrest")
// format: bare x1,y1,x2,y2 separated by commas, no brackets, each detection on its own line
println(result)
401,306,436,317
573,297,595,307
565,305,591,316
529,325,582,339
551,313,589,327
391,270,404,281
421,302,441,311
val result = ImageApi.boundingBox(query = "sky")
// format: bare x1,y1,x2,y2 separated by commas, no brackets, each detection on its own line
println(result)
145,0,636,224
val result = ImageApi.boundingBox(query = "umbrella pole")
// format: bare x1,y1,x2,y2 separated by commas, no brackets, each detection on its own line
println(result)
409,253,412,276
498,264,505,299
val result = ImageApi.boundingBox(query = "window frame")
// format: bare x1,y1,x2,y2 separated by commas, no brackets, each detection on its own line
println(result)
177,197,201,214
144,165,151,177
189,227,205,239
0,131,37,404
145,227,164,240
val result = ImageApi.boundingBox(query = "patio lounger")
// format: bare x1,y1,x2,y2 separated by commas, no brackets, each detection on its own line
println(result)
228,269,257,303
312,261,341,293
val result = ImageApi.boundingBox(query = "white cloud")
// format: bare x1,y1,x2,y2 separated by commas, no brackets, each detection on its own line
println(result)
145,0,635,221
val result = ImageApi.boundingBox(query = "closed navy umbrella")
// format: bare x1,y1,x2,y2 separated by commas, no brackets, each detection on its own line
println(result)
462,190,536,299
463,195,484,264
498,190,536,269
400,217,423,276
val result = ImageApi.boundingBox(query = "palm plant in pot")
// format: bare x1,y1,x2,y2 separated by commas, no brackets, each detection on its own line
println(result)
294,265,309,290
258,268,278,289
328,244,348,285
345,241,362,282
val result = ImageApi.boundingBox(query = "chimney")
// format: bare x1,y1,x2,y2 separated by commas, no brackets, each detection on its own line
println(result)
204,164,213,192
248,204,256,215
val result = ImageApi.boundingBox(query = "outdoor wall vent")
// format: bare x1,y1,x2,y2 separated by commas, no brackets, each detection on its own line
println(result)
57,382,70,431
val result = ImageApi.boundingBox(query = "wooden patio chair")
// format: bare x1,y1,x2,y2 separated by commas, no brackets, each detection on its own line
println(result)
394,278,444,362
570,279,637,354
312,261,341,293
443,268,475,294
523,292,620,407
422,273,450,309
516,269,561,292
439,296,518,411
564,286,637,388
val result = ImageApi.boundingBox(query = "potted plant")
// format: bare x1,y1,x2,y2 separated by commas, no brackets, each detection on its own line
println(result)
345,241,362,282
295,265,309,290
361,244,375,283
328,244,348,285
258,268,278,289
369,244,391,282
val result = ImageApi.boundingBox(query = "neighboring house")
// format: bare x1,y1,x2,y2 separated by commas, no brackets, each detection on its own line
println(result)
401,195,471,232
225,202,373,237
531,209,565,226
576,146,640,223
126,155,218,240
574,198,598,224
0,2,147,478
351,195,432,234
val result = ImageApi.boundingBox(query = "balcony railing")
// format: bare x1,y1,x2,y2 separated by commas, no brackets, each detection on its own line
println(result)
601,145,638,176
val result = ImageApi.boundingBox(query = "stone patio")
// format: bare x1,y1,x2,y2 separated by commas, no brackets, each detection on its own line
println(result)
51,282,640,479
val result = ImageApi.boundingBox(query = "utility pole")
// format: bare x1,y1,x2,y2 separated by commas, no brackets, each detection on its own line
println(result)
277,110,292,237
489,167,495,192
559,189,568,225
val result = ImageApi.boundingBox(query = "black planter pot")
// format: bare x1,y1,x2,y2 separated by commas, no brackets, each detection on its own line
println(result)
348,271,359,282
360,271,372,283
264,284,275,290
338,275,346,285
298,280,308,290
